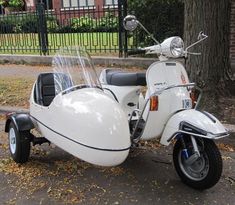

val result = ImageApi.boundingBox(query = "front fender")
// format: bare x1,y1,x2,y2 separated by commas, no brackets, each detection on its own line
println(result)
160,109,229,146
5,113,34,133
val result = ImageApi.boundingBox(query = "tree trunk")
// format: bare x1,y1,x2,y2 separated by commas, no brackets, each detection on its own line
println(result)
184,0,234,91
184,0,234,112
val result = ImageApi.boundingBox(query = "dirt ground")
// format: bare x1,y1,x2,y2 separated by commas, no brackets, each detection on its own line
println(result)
0,64,235,205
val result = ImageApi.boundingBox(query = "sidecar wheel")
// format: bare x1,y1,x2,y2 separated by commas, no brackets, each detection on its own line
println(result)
173,137,222,190
8,122,31,163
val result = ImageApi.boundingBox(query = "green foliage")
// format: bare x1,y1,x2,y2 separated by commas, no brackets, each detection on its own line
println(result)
96,12,118,32
0,14,38,33
8,0,23,8
0,13,59,33
128,0,184,46
0,0,8,7
71,15,95,32
0,16,15,33
0,11,118,34
47,19,59,33
20,14,38,33
69,13,118,33
0,0,24,8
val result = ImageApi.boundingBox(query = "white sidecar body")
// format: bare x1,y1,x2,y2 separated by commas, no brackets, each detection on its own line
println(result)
29,47,130,166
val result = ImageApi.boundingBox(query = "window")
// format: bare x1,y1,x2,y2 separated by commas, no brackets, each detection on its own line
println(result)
43,0,53,9
105,0,118,5
62,0,94,8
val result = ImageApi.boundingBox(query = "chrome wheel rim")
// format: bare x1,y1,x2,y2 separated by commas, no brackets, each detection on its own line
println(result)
178,150,209,181
9,128,16,154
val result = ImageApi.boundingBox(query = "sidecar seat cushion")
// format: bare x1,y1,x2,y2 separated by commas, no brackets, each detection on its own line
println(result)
106,69,146,86
36,73,56,106
35,73,73,106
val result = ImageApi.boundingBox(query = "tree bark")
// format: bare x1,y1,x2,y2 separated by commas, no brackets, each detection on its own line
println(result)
184,0,234,94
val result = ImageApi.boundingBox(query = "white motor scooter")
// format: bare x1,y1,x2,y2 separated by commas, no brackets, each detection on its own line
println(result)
99,15,229,189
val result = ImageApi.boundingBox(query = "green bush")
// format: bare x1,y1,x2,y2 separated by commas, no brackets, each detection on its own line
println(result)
128,0,184,46
0,13,38,33
47,20,58,33
96,12,118,32
69,13,118,32
70,15,95,32
0,16,15,33
20,14,38,33
0,13,60,33
0,0,24,8
0,11,119,34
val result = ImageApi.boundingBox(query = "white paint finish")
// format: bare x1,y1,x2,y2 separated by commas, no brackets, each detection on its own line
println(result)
37,123,129,166
141,61,191,140
102,85,140,119
160,109,228,145
30,88,130,166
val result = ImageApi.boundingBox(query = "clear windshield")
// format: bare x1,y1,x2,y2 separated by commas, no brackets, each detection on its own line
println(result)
52,47,101,94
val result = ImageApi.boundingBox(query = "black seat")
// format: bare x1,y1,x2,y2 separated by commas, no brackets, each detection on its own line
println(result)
35,73,56,106
35,73,72,106
106,70,146,86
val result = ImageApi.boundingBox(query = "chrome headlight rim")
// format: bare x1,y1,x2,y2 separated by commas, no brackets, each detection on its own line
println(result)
170,37,184,57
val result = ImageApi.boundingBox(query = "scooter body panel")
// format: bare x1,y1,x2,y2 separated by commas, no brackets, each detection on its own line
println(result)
160,109,229,145
102,85,141,119
100,68,142,119
141,60,192,140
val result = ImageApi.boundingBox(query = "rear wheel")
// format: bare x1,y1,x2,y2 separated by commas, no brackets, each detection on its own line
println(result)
8,122,31,163
173,137,222,190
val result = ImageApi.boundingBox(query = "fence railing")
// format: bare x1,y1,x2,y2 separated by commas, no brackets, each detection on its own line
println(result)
0,2,131,56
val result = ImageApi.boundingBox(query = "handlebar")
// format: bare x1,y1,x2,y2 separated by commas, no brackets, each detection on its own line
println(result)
127,49,146,56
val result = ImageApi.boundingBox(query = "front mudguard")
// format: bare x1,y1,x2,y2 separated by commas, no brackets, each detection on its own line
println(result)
160,109,229,146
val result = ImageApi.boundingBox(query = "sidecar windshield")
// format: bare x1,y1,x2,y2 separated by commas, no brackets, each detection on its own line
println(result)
52,47,101,94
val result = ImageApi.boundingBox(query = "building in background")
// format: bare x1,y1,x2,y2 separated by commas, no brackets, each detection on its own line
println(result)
25,0,118,11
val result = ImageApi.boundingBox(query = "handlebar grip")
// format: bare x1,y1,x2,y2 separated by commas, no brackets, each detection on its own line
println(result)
127,49,146,56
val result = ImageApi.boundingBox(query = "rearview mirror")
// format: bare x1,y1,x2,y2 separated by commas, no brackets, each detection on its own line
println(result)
197,31,207,40
123,15,138,31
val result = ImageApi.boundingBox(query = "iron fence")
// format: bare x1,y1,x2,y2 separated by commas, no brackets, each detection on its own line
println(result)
0,1,130,56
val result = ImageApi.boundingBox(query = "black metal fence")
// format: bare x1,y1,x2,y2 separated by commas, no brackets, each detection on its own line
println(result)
0,1,130,56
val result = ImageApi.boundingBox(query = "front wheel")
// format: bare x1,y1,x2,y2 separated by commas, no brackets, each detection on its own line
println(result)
173,137,222,190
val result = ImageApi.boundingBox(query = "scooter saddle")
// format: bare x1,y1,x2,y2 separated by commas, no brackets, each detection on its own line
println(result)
106,69,146,86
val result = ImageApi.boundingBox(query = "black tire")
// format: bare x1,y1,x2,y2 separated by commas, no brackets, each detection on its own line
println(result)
8,122,31,163
173,137,222,190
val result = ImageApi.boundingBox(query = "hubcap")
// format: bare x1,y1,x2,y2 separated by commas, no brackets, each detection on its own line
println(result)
9,128,16,154
179,149,209,181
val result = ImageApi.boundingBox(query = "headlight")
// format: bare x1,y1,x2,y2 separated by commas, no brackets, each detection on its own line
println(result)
170,37,184,57
160,36,184,58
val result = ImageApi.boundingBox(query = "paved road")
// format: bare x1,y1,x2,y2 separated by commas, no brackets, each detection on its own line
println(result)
0,64,52,78
0,64,129,79
0,119,235,205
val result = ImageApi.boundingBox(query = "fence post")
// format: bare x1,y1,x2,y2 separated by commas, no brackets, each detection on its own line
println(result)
118,0,123,57
123,0,128,57
36,3,48,55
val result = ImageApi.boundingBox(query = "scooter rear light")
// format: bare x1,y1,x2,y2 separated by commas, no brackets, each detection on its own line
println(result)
150,96,158,111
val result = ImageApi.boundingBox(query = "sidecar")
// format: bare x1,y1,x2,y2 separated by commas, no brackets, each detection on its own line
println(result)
5,47,131,166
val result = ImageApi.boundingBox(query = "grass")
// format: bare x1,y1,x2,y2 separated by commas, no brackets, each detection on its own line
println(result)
0,32,124,55
0,77,34,107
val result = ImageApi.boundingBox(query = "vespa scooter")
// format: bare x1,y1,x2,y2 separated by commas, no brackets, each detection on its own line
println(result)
99,15,229,189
